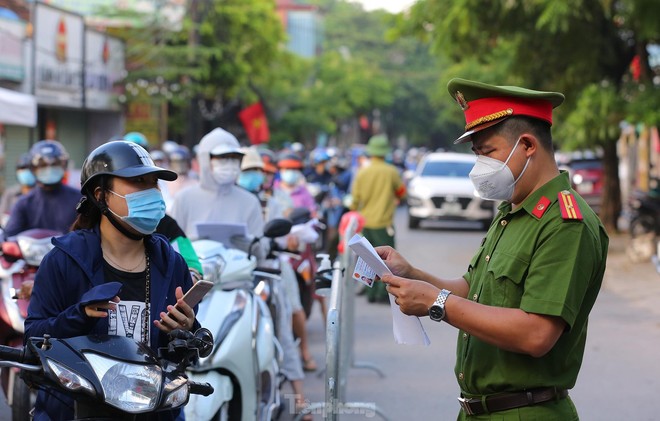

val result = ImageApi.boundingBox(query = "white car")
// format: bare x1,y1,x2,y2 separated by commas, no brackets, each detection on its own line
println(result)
406,152,496,230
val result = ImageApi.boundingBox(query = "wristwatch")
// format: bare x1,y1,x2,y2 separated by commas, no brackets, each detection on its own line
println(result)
429,289,452,322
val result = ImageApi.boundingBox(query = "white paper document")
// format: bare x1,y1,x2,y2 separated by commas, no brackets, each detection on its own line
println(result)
195,222,248,247
348,234,431,346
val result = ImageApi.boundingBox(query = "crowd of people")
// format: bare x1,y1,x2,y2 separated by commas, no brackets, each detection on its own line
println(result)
0,126,414,420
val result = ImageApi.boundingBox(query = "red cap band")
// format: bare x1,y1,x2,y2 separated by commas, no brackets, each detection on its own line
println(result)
464,97,554,130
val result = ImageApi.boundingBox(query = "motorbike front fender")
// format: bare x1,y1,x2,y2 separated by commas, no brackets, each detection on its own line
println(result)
184,371,233,420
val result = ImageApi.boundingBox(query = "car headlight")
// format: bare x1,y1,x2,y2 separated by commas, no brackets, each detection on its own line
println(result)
18,236,55,266
163,378,189,408
84,352,162,413
410,185,430,198
407,196,423,207
46,359,95,394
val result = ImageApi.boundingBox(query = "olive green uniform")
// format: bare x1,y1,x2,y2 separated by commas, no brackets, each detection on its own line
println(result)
457,172,608,420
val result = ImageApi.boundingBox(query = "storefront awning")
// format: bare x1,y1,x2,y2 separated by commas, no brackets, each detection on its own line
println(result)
0,87,37,127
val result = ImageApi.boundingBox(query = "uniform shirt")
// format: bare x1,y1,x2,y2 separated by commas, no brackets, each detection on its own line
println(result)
4,184,81,236
350,159,405,229
458,171,608,396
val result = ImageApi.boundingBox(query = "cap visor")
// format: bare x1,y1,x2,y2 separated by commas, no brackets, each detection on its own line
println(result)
453,118,509,144
112,166,178,181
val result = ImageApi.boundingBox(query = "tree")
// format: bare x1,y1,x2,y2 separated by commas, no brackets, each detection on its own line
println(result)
393,0,660,231
106,0,284,143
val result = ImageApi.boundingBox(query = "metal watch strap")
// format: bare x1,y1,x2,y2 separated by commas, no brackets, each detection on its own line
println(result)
436,289,451,307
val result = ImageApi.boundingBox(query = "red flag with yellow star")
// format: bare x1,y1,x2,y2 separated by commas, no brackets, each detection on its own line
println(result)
238,102,270,145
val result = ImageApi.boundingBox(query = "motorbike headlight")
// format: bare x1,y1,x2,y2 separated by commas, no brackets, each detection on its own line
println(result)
84,353,162,413
46,359,94,394
18,236,55,266
163,378,189,408
201,256,225,284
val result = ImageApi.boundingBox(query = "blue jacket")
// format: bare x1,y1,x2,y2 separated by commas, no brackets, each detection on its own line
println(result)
4,184,81,236
25,226,198,420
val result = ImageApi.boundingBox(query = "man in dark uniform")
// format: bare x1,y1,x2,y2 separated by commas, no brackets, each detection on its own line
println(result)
376,78,608,420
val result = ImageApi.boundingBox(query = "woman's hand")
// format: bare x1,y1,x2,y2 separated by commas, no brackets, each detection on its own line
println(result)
154,286,196,333
84,296,119,318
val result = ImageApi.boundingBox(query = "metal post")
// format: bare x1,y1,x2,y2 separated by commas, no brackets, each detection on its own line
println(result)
297,216,388,420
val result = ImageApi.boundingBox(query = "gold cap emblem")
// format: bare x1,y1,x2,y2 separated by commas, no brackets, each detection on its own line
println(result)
455,91,469,111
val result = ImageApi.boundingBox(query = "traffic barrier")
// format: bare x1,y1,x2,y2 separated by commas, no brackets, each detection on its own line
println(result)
297,215,388,420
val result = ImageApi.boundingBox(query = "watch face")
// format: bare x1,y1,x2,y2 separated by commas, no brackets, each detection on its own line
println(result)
429,305,445,321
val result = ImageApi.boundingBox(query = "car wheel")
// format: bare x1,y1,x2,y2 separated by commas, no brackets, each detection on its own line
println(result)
408,214,421,229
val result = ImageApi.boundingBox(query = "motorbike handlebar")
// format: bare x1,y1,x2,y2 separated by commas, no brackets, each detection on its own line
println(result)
0,344,27,363
189,381,214,396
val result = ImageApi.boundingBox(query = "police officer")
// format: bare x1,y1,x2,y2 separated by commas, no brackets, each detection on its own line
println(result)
377,78,608,420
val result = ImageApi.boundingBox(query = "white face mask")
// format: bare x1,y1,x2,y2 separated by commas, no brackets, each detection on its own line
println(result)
469,138,530,202
211,158,241,185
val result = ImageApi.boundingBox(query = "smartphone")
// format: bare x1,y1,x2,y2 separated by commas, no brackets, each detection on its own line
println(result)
160,280,213,323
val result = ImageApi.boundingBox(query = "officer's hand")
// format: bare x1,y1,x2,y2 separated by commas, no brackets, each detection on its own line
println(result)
155,286,196,333
375,246,413,278
84,296,119,318
382,274,439,317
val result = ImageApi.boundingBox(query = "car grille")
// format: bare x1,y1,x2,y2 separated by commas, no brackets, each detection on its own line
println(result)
431,197,473,209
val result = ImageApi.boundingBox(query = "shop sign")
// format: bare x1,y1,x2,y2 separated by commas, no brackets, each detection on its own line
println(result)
0,16,25,82
34,3,84,108
85,30,126,111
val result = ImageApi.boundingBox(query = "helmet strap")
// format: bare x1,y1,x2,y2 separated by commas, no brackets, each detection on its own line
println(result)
87,192,145,241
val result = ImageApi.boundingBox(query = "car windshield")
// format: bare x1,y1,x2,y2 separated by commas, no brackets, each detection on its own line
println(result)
420,161,473,178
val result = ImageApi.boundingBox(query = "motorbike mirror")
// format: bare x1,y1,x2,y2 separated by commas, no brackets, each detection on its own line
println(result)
194,328,214,358
263,218,292,238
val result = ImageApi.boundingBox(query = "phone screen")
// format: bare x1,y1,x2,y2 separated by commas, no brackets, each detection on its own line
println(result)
160,280,213,322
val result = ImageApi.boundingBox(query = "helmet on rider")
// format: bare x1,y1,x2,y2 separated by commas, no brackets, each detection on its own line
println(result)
259,149,278,174
78,141,177,239
149,149,168,168
312,149,330,165
167,145,192,176
80,141,176,195
29,140,70,185
16,153,36,187
123,132,149,149
277,153,303,170
240,147,265,171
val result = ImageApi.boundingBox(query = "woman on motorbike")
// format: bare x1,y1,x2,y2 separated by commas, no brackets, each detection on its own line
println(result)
25,140,200,421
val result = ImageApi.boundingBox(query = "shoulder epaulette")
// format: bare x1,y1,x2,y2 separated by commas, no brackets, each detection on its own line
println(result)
558,190,583,221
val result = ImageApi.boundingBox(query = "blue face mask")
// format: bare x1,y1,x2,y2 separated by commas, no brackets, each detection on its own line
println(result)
108,188,166,235
35,166,64,185
281,170,300,186
238,170,265,193
16,169,36,187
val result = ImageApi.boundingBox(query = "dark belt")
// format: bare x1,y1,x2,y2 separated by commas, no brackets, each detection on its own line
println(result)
458,387,568,416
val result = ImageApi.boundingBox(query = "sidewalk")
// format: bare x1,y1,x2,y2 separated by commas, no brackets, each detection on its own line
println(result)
601,232,660,318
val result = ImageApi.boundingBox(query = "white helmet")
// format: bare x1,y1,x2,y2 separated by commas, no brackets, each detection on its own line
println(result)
240,147,265,171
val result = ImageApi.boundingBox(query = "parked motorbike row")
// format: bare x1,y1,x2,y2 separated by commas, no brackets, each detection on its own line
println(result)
0,213,327,420
627,184,660,265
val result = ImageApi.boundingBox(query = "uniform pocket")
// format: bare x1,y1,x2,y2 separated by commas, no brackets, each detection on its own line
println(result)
485,251,529,307
468,246,485,274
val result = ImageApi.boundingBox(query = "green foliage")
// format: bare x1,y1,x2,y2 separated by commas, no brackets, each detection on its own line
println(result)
396,0,660,151
559,82,625,149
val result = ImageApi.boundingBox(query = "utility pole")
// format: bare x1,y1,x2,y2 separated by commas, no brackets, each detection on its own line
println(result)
186,0,201,147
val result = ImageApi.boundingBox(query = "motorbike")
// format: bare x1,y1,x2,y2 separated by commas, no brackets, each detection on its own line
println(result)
627,187,660,263
0,329,214,419
0,228,60,420
185,218,292,421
